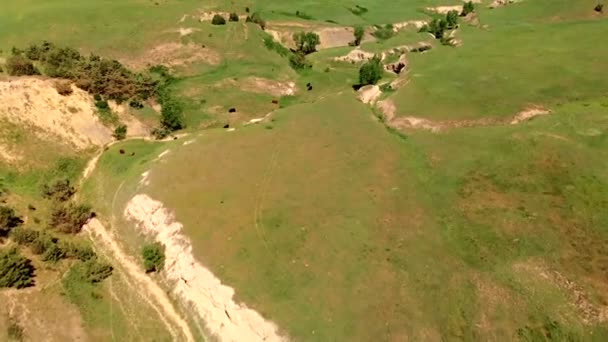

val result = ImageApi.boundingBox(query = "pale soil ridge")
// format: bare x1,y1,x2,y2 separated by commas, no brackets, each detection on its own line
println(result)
124,194,287,342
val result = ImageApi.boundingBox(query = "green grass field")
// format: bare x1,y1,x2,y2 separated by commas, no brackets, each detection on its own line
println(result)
1,0,608,340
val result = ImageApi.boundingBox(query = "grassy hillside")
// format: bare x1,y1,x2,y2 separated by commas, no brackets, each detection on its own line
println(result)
1,0,607,340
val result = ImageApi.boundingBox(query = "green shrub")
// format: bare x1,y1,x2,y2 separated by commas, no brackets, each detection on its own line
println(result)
229,12,239,22
113,124,127,140
348,5,368,16
76,258,113,283
141,242,165,272
353,25,365,46
9,227,39,245
42,243,66,262
0,206,23,237
30,232,54,255
0,248,35,289
461,1,475,16
41,179,76,202
49,202,92,234
95,100,109,110
5,55,38,76
211,14,226,25
359,55,384,85
160,98,185,131
289,52,311,71
293,32,320,54
372,25,394,40
263,35,290,57
60,241,96,261
446,10,459,29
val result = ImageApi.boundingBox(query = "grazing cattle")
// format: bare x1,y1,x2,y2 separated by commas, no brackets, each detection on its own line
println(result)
119,149,125,154
223,124,230,128
228,107,237,113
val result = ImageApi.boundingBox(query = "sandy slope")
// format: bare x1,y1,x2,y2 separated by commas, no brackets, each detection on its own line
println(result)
124,194,287,342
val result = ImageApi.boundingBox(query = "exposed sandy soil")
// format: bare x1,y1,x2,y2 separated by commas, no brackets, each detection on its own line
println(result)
84,218,195,342
107,100,151,137
510,108,550,124
219,77,297,97
266,24,374,50
0,77,113,149
124,194,286,342
427,5,463,14
375,98,551,132
127,43,221,70
393,20,428,32
358,85,382,104
333,48,376,63
489,0,520,9
198,11,248,22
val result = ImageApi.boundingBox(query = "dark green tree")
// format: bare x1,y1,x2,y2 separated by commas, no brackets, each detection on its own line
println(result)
0,206,23,237
0,248,35,289
293,32,320,55
113,124,127,140
359,55,384,85
353,25,365,45
141,242,166,273
446,10,459,29
461,1,475,16
211,14,226,25
229,13,239,22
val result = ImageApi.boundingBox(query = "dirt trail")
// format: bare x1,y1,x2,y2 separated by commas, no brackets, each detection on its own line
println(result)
125,194,287,342
84,218,195,342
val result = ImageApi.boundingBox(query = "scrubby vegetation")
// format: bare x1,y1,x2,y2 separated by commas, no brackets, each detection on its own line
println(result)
113,124,127,140
461,1,475,16
211,14,226,25
0,248,35,289
5,54,38,76
289,52,311,71
372,24,394,40
49,202,92,234
359,56,384,85
42,179,76,202
293,32,320,55
0,206,23,237
229,13,239,22
352,25,365,46
141,242,165,273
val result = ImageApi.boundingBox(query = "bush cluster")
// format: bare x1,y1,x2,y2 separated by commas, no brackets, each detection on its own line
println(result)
293,32,320,55
0,248,35,289
359,55,384,86
141,242,165,273
17,41,157,103
211,14,226,25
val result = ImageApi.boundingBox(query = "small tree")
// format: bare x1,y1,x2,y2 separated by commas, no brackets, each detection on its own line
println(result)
5,55,38,76
461,1,475,16
446,10,459,29
113,124,127,140
229,12,239,22
211,14,226,25
359,55,384,86
0,248,35,289
293,32,321,55
141,242,165,273
353,25,365,46
427,18,448,39
0,206,23,237
160,99,185,131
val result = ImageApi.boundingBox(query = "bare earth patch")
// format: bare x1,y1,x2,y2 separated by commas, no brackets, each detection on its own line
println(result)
359,85,382,104
266,23,374,50
124,194,286,342
127,43,221,69
219,77,297,97
427,5,463,14
0,77,112,149
374,98,552,132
